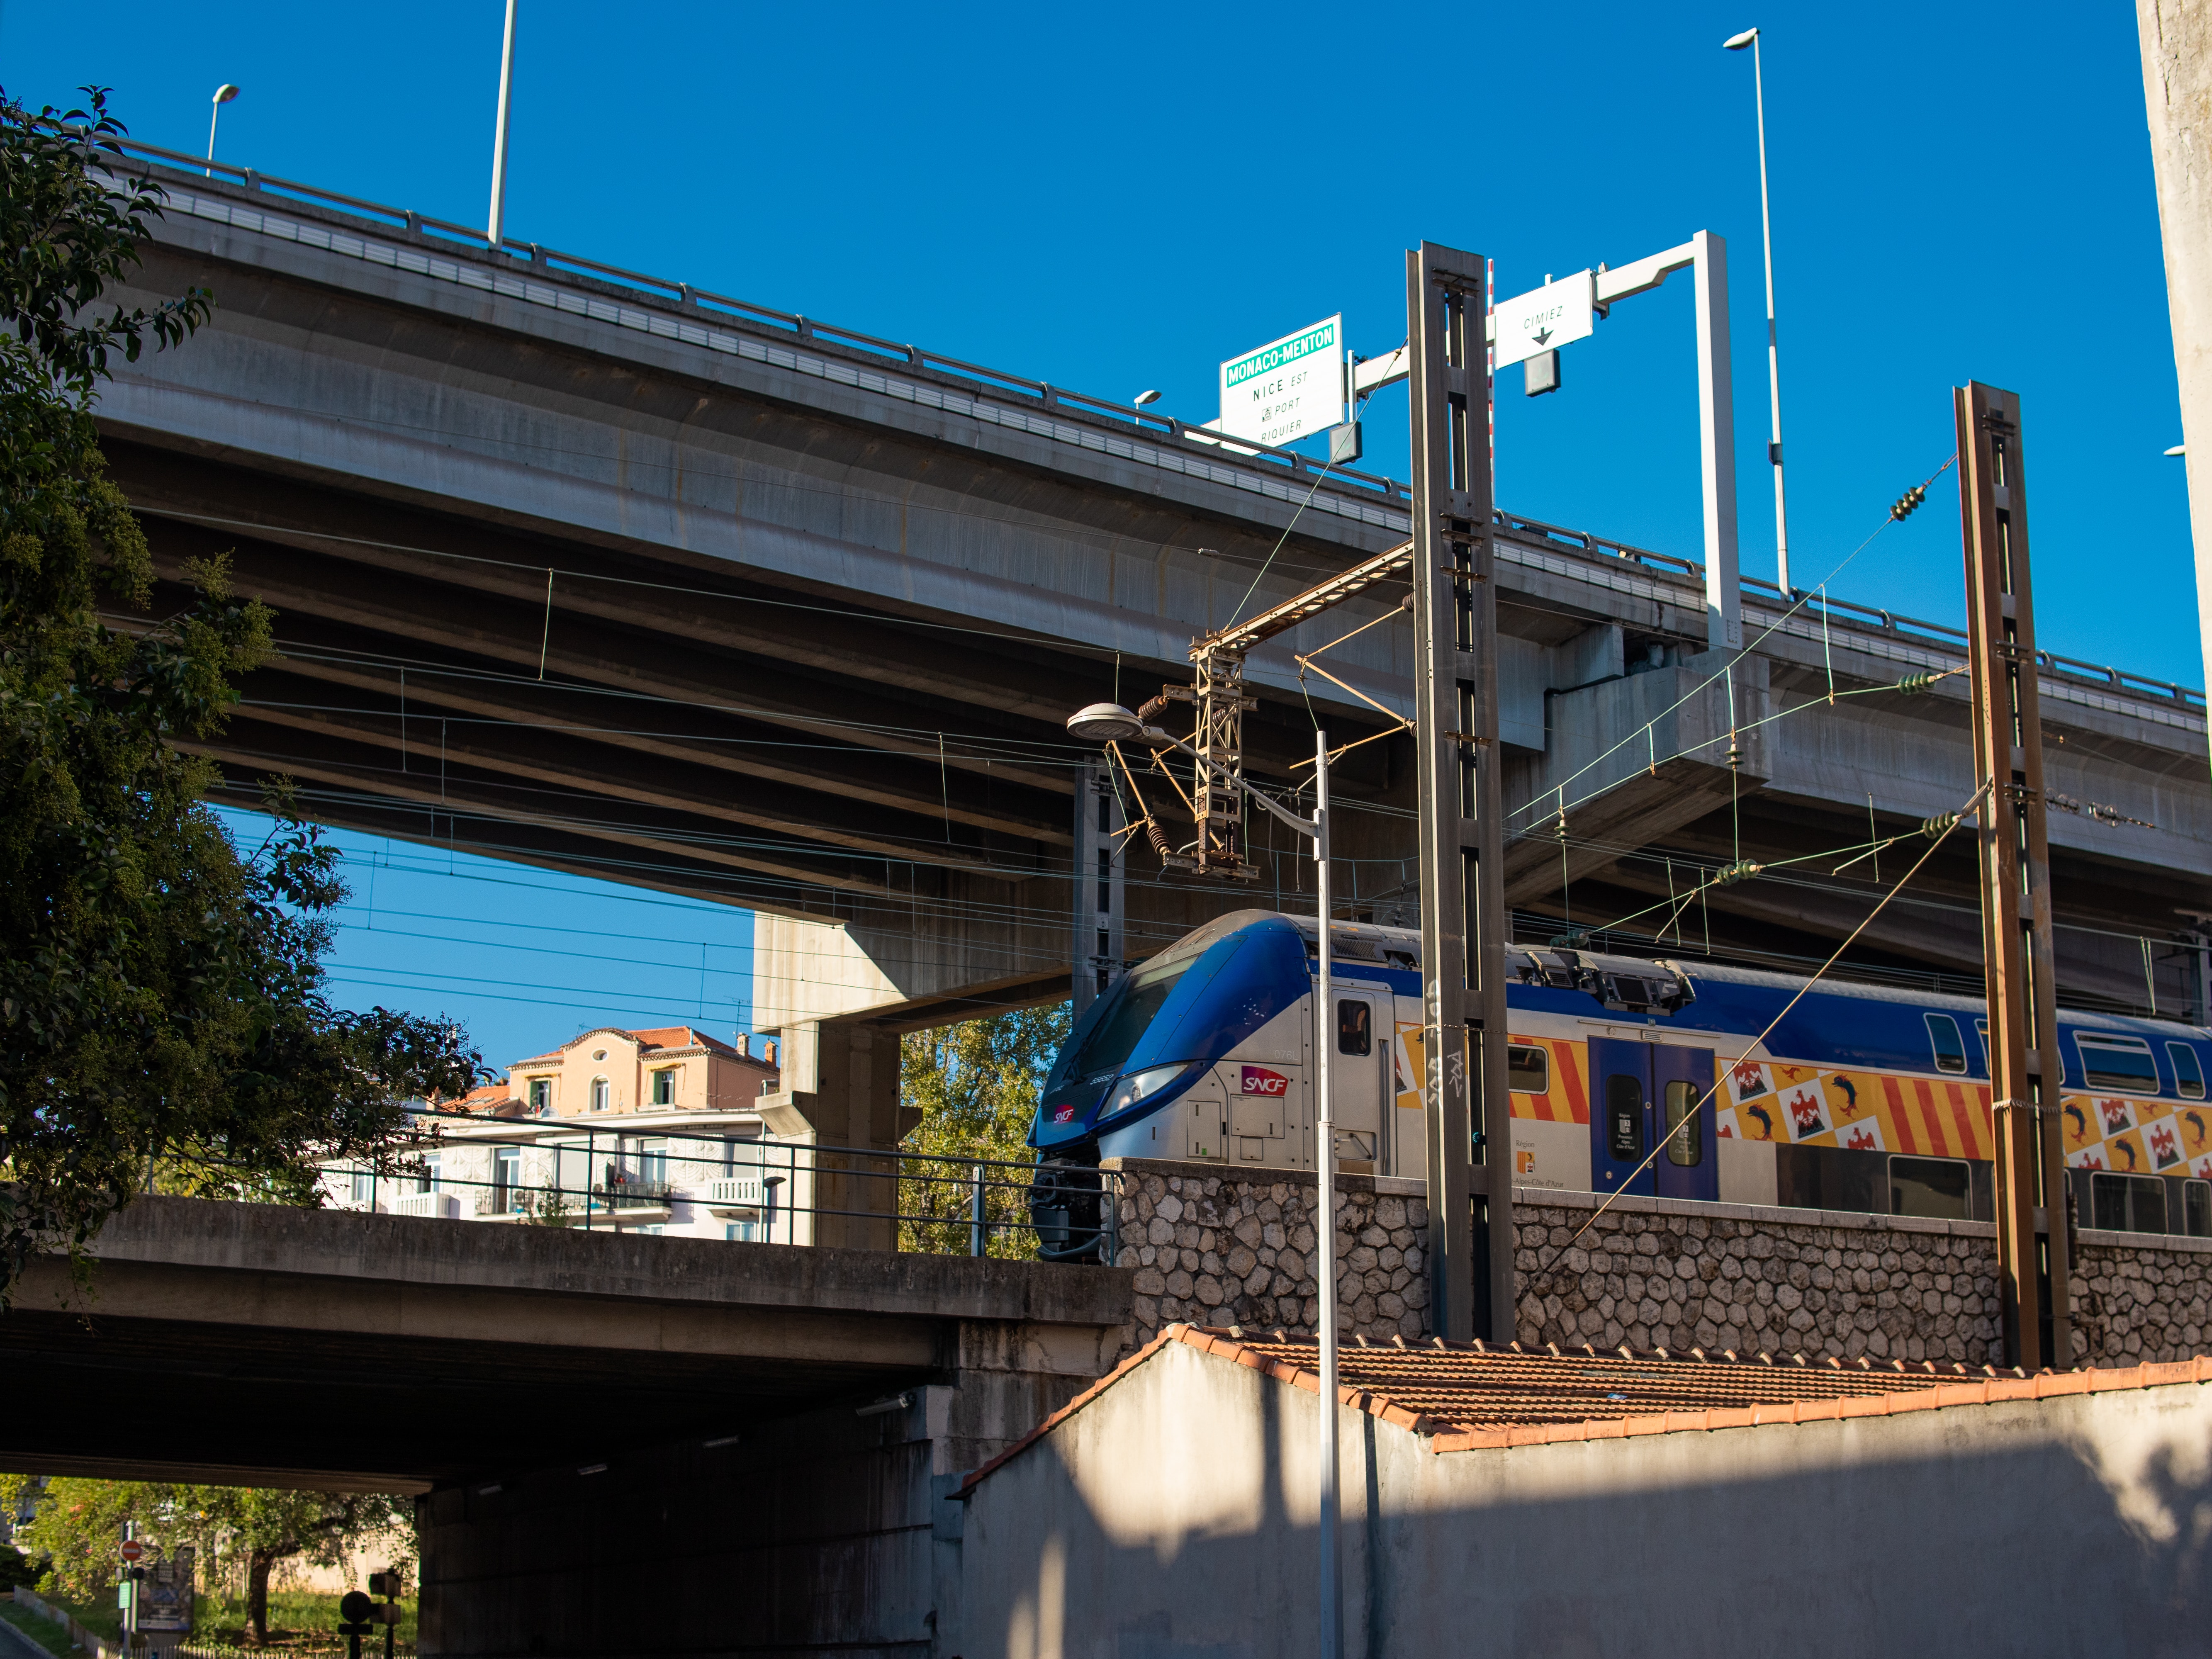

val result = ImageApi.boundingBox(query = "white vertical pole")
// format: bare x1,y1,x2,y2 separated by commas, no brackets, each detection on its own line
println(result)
1751,35,1790,596
487,0,519,248
1313,725,1340,1659
1693,229,1742,652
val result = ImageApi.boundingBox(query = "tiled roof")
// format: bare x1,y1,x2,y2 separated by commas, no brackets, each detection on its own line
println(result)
959,1326,2212,1491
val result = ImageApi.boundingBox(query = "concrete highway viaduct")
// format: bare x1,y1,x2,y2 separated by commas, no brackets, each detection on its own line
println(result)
1,1198,1130,1657
88,149,2212,1134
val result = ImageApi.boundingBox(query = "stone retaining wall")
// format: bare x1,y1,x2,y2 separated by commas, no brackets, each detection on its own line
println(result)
1103,1159,2212,1365
1104,1158,1429,1346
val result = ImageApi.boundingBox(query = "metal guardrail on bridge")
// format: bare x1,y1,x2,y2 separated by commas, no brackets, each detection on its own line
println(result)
93,136,2206,718
331,1108,1117,1264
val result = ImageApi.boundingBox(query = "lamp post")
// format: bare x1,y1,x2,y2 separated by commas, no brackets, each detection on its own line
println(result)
1064,703,1342,1657
205,84,239,178
1724,25,1790,596
487,0,519,248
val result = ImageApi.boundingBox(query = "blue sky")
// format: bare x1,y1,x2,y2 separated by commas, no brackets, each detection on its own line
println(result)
9,1,2195,1058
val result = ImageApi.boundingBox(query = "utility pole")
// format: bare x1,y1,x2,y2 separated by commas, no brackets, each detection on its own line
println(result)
1957,381,2071,1370
1408,243,1510,1343
1070,756,1124,1016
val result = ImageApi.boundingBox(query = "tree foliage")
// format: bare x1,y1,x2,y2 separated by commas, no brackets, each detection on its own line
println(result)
0,1473,412,1646
0,88,486,1298
897,1004,1069,1258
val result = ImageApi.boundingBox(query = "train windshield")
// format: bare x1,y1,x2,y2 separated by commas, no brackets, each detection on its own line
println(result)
1059,956,1194,1081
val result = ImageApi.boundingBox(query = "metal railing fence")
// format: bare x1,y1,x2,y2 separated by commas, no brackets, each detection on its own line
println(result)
333,1109,1117,1263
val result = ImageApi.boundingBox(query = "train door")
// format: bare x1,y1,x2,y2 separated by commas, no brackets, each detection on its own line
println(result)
1650,1043,1718,1203
1589,1037,1653,1197
1331,990,1385,1173
1589,1039,1720,1201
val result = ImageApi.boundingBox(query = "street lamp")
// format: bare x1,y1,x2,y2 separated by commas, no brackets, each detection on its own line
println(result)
488,0,520,248
205,84,239,178
1063,702,1346,1657
1724,25,1791,597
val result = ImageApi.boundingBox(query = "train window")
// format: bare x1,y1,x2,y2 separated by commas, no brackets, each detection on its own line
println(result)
1060,956,1193,1080
1924,1013,1968,1075
1606,1074,1643,1160
2091,1172,2169,1234
2076,1033,2160,1095
2167,1043,2206,1101
2186,1180,2212,1240
1336,1000,1372,1057
1890,1155,1971,1221
1663,1081,1701,1167
1507,1044,1549,1095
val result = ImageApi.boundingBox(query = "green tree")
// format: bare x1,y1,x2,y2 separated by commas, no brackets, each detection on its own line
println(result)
898,1004,1069,1258
0,1474,411,1647
0,88,485,1298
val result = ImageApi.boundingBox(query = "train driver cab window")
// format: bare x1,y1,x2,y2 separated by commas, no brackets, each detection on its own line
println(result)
1891,1155,1971,1221
1507,1044,1550,1095
1336,1000,1372,1056
2186,1180,2212,1240
1663,1081,1701,1167
1606,1075,1643,1160
1924,1013,1967,1075
2167,1043,2206,1101
2076,1033,2160,1096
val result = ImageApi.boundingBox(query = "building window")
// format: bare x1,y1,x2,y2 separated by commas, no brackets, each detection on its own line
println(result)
529,1078,552,1114
652,1069,676,1106
1924,1013,1967,1075
2076,1033,2160,1096
350,1168,374,1204
494,1148,521,1213
636,1138,668,1187
1890,1155,1971,1220
725,1221,757,1243
591,1076,610,1112
2168,1043,2206,1101
1506,1044,1549,1095
761,1078,775,1096
417,1154,440,1195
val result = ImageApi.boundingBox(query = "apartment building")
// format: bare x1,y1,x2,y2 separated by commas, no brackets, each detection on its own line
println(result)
326,1023,798,1243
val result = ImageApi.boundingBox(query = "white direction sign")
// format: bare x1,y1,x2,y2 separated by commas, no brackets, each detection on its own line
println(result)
1219,315,1344,448
1491,271,1594,369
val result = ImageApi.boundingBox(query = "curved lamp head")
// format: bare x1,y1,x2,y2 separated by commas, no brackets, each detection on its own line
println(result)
1066,702,1149,745
1722,27,1758,49
1133,389,1162,409
2166,444,2187,457
213,83,242,104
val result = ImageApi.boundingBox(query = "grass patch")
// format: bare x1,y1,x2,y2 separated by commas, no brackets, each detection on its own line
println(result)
193,1593,416,1649
0,1600,77,1659
29,1595,117,1648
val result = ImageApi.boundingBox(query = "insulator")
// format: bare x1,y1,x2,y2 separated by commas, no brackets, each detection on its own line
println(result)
1897,671,1941,695
1890,484,1927,522
1725,739,1744,769
1554,815,1570,842
1920,813,1959,839
1713,860,1763,887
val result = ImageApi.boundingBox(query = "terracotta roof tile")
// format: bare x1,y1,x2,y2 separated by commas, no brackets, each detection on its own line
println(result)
956,1327,2212,1492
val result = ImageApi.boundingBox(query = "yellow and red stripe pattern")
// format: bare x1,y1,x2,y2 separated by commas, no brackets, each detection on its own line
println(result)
1508,1036,1589,1125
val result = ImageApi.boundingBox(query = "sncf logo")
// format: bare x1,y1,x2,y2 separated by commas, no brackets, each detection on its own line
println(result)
1241,1066,1289,1097
1051,1104,1076,1123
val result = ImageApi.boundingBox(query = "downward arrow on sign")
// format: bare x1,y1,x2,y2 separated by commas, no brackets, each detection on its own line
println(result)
1533,327,1554,346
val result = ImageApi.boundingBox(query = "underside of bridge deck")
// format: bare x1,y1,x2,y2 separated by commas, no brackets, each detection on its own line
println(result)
85,162,2212,1028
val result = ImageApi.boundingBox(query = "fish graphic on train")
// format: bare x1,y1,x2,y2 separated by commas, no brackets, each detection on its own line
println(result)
1025,909,2212,1258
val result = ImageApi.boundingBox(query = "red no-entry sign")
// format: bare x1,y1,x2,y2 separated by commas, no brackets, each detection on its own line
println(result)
118,1541,145,1563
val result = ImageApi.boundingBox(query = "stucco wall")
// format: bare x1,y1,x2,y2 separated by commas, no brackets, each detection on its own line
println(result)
951,1341,2212,1659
